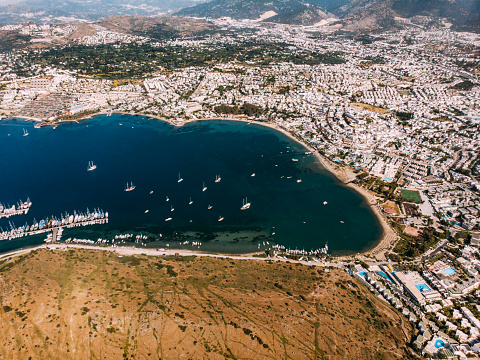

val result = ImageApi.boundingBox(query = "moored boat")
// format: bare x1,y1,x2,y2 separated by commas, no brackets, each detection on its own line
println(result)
240,197,251,210
125,182,135,191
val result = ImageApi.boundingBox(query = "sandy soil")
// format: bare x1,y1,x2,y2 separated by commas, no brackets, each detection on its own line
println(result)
0,248,414,360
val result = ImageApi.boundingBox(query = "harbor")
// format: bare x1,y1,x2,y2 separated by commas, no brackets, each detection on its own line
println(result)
0,198,32,219
0,208,108,241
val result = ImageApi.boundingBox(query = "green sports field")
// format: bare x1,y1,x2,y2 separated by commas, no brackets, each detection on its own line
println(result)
400,189,422,203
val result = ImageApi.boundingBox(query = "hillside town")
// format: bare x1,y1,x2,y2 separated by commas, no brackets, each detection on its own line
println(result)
1,18,480,358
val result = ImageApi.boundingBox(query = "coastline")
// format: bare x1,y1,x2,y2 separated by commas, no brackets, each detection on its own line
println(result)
0,243,339,268
4,112,397,260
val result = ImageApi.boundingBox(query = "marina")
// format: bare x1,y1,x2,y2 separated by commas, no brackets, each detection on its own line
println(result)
0,208,108,241
0,198,32,219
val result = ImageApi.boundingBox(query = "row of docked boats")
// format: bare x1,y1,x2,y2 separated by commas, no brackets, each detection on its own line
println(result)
275,242,329,256
0,208,108,241
0,198,32,219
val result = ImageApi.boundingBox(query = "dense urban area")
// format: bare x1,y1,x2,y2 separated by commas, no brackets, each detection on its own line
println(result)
1,16,480,358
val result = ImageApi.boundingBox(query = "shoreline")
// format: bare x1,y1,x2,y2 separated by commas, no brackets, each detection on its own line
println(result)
4,112,397,260
0,243,340,268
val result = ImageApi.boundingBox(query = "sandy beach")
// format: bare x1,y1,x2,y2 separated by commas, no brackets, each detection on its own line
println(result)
4,112,398,261
0,243,341,269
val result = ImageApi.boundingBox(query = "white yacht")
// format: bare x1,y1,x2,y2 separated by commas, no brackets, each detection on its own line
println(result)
240,197,251,210
87,161,97,171
124,182,135,191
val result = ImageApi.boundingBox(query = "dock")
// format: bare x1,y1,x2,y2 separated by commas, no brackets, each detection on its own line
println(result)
0,198,32,219
0,208,108,241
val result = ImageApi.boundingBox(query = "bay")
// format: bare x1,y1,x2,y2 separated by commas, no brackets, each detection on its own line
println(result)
0,115,382,255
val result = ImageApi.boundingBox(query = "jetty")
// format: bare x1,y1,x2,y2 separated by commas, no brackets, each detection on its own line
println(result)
0,198,32,219
0,208,108,241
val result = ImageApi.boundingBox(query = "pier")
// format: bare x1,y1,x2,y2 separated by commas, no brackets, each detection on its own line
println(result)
0,208,108,241
0,198,32,219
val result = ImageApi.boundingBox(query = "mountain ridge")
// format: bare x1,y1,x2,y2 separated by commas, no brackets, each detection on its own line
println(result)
174,0,480,32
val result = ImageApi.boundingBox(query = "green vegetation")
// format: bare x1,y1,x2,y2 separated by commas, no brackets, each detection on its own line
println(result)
451,80,476,91
392,226,448,259
17,42,345,79
0,31,32,52
215,102,263,117
399,189,422,203
394,111,414,121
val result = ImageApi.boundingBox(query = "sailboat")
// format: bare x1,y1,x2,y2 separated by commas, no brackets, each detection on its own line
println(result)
188,197,193,205
87,161,97,171
166,196,169,202
170,205,174,212
23,128,29,137
207,205,212,210
178,173,183,183
240,197,251,210
218,215,224,222
215,175,221,183
202,181,207,192
124,182,135,192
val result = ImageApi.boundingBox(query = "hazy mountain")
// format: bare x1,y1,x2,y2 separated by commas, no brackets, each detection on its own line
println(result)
174,0,480,31
268,5,330,25
0,0,478,31
175,0,339,24
335,0,480,32
0,0,199,24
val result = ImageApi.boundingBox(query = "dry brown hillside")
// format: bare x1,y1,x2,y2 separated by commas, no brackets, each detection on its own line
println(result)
99,15,215,37
0,248,416,359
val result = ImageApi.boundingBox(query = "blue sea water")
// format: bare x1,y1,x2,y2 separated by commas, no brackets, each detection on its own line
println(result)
0,115,382,255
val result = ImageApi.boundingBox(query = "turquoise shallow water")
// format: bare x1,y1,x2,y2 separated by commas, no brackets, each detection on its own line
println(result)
0,115,382,255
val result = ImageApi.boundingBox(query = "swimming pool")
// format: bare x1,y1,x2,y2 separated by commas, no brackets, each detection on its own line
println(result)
443,268,456,276
415,283,431,292
358,272,366,277
376,270,393,282
434,339,444,349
